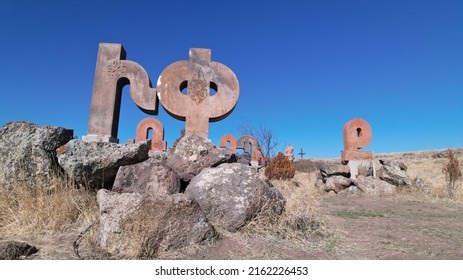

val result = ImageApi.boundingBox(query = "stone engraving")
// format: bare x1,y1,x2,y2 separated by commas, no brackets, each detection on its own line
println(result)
219,134,237,152
341,118,373,161
84,43,157,143
135,118,166,152
157,48,239,139
285,144,294,161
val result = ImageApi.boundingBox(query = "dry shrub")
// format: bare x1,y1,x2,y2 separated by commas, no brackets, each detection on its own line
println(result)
0,174,98,239
265,152,295,180
442,149,462,198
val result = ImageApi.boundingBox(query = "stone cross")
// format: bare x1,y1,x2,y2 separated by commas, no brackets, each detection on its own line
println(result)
298,148,306,159
156,48,239,139
341,118,373,161
84,43,157,143
135,118,166,151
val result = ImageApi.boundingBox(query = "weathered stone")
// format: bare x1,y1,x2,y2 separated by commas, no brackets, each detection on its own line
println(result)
112,158,180,195
378,159,411,187
341,118,373,161
157,48,239,139
236,135,265,165
353,175,397,195
357,160,375,177
57,139,149,189
185,163,285,232
219,134,237,152
0,121,73,186
97,190,215,259
135,118,166,152
319,163,351,178
285,144,294,161
0,241,38,260
324,175,352,193
166,134,235,181
84,43,157,143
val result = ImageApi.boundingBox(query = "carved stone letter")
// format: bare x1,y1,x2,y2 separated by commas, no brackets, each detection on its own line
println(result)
237,135,265,164
84,43,157,142
156,48,239,139
341,118,373,161
135,118,166,152
219,134,237,152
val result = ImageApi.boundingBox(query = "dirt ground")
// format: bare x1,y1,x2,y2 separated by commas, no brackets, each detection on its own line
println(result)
19,193,463,260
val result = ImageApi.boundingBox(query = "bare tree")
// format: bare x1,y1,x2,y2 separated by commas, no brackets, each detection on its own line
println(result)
237,119,279,160
442,149,462,198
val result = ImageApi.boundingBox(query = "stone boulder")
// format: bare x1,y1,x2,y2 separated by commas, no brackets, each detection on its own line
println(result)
353,175,397,196
0,241,39,260
0,121,73,186
185,163,285,232
112,158,180,195
320,162,350,178
97,190,215,259
166,134,235,181
57,139,149,189
324,175,352,193
378,159,411,188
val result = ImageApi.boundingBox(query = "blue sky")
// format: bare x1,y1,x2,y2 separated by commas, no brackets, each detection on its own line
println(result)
1,0,462,158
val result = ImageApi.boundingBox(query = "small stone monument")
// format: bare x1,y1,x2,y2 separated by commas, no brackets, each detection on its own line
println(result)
341,118,374,178
285,144,294,161
135,118,166,152
219,134,237,152
156,48,239,139
237,135,265,166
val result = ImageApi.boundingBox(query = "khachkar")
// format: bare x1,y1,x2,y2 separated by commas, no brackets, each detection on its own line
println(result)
157,48,240,139
341,118,373,162
83,44,239,143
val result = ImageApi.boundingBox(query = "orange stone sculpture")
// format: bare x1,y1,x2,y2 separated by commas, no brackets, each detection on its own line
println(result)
219,134,237,152
135,118,166,152
84,43,157,143
341,118,373,161
156,48,239,139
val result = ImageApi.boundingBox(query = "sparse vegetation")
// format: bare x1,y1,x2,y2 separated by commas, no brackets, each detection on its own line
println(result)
264,152,296,180
442,149,462,198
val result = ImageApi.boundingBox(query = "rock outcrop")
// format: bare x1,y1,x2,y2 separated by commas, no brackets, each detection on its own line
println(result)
112,158,181,195
97,190,215,259
378,159,411,188
166,134,235,181
186,163,285,232
0,121,73,186
57,139,149,189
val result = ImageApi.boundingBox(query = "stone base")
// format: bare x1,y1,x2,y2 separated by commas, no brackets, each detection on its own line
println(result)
82,134,118,143
341,150,373,162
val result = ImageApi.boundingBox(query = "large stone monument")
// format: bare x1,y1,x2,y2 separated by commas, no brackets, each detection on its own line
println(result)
84,43,158,143
157,48,240,139
341,118,373,162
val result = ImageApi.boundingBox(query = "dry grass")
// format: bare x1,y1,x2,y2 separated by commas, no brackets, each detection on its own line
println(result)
0,174,98,240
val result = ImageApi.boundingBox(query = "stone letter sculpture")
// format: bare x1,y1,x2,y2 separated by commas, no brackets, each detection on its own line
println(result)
84,43,157,143
341,118,373,161
237,135,265,165
285,144,294,161
219,134,237,152
135,118,166,152
156,48,239,139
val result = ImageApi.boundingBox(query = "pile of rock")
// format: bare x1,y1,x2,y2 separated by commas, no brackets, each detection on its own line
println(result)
315,159,411,196
0,122,286,259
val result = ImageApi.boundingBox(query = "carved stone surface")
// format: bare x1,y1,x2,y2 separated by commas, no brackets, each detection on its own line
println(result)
135,118,166,152
84,43,157,143
285,144,294,161
157,48,239,139
341,118,373,161
219,134,237,152
237,135,265,165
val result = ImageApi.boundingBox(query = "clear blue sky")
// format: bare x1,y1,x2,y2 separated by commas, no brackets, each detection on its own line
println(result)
1,0,462,158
